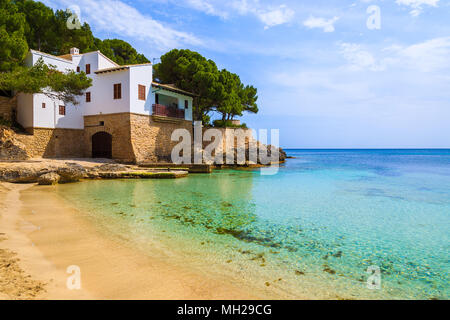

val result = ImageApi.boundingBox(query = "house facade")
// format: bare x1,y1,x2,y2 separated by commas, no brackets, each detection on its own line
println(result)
16,48,194,163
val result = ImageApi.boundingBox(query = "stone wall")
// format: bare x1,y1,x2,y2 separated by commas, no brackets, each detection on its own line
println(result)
10,111,195,162
16,128,84,158
202,126,255,164
130,114,193,163
0,96,16,121
83,113,192,163
83,113,135,162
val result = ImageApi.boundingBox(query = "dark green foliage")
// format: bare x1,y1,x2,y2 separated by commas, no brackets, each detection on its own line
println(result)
53,9,97,55
154,49,221,121
212,120,248,129
0,0,29,71
1,0,146,102
2,0,256,122
95,39,150,65
13,0,57,53
154,49,258,122
0,58,92,104
9,0,148,63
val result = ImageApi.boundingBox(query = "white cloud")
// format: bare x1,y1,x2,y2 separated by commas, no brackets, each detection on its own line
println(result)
388,37,450,72
303,16,339,33
42,0,202,50
265,37,450,148
395,0,439,16
256,5,295,30
183,0,229,19
339,37,450,73
339,43,384,71
178,0,295,29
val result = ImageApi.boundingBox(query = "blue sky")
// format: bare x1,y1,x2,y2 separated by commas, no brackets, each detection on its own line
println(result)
42,0,450,148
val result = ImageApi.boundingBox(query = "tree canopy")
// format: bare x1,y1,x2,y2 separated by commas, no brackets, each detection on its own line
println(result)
0,0,29,72
154,49,258,124
0,0,146,104
95,39,149,65
1,1,256,124
9,0,149,65
0,58,92,104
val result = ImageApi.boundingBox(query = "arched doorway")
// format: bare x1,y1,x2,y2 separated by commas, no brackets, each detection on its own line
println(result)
92,132,112,158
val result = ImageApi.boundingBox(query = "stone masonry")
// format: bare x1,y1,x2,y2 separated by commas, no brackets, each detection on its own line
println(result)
16,128,84,158
83,112,193,163
130,114,193,163
83,113,135,162
0,96,16,121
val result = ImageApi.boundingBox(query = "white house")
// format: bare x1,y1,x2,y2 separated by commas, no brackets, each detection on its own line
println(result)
17,48,193,130
15,48,195,162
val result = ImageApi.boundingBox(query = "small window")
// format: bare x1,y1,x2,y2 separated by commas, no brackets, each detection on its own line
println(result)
86,92,91,103
185,100,189,109
77,66,80,73
99,121,105,126
59,105,66,115
86,64,91,74
138,85,146,101
42,103,46,109
114,83,122,100
155,93,159,104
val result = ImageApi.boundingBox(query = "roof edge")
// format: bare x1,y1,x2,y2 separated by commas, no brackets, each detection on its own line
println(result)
30,49,74,64
152,82,197,97
95,63,152,74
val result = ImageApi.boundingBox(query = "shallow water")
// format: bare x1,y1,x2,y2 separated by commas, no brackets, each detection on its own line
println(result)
56,150,450,299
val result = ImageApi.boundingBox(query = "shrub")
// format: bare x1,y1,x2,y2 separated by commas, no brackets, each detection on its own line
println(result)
212,120,248,129
0,117,13,127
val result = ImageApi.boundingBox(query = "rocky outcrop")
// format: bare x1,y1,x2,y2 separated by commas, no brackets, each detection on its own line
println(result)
0,126,32,161
57,163,87,183
0,167,49,183
38,172,61,185
278,147,287,163
215,144,287,166
0,163,86,184
0,160,192,184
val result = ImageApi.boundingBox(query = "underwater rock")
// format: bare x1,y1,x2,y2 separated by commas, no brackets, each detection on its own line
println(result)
222,202,233,207
323,265,336,275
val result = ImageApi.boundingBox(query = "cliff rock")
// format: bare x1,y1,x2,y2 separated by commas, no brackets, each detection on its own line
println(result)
0,126,32,161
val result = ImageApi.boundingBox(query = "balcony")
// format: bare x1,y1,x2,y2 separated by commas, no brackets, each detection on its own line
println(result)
152,104,185,119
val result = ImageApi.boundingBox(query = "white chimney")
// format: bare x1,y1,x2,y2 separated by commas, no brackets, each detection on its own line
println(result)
70,47,80,55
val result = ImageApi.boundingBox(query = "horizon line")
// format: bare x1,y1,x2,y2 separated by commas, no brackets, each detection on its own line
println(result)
282,148,450,150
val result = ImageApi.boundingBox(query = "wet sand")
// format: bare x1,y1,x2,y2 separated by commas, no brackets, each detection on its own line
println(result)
0,182,264,300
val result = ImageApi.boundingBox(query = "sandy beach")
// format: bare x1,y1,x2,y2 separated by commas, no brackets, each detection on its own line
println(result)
0,182,263,300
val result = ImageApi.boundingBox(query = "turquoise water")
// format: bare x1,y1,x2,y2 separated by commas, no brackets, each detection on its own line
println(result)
56,150,449,299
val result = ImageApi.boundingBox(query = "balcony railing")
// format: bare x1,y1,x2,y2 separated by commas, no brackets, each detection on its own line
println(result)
152,104,185,119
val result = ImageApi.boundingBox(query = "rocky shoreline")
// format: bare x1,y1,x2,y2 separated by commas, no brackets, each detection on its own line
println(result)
1,126,288,185
0,161,188,185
